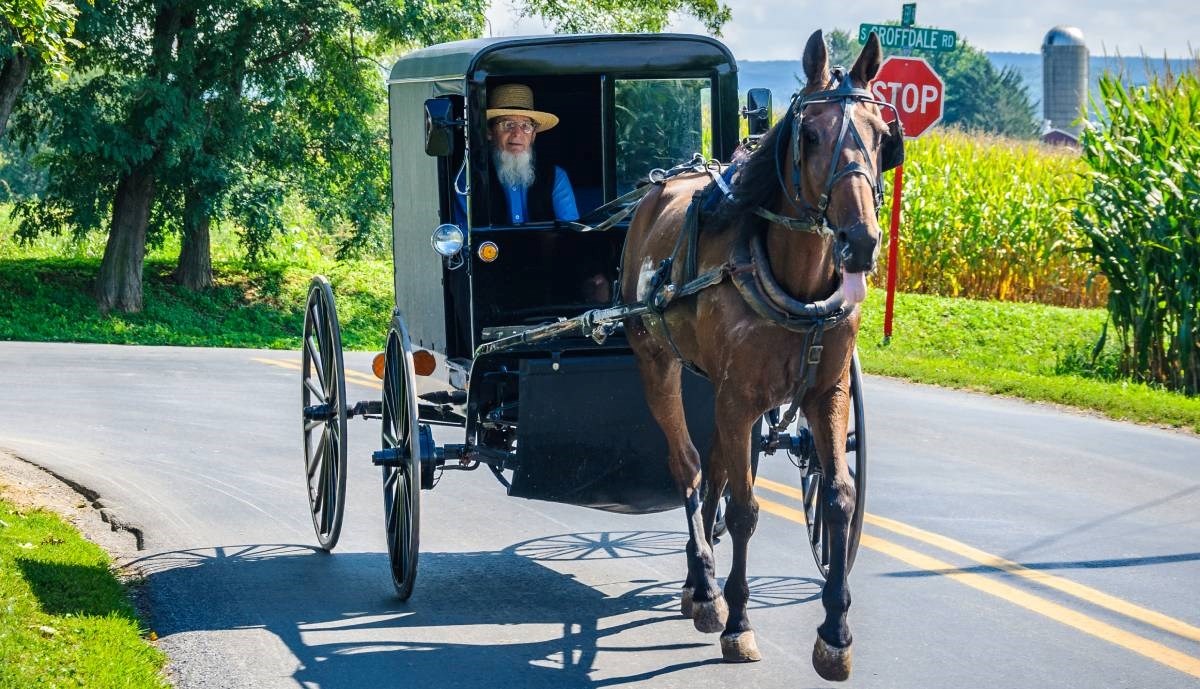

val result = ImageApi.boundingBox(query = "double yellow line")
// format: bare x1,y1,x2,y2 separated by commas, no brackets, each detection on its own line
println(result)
255,355,1199,677
755,476,1200,679
254,357,381,390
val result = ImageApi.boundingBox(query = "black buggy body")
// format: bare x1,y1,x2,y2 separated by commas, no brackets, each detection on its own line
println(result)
387,34,742,513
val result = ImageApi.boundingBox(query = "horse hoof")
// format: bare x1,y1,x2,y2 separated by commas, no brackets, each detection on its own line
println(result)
680,587,694,618
812,636,853,682
721,631,762,662
691,595,728,633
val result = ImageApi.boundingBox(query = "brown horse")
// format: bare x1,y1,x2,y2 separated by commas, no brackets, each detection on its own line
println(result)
619,31,899,680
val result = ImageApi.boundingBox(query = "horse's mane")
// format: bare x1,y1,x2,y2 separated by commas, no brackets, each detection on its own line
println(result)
708,103,798,231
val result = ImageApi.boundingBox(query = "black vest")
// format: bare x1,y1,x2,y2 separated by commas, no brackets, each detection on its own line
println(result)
482,155,557,226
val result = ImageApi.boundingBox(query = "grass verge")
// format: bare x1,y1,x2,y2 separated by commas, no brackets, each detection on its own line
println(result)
0,254,1197,434
0,496,168,688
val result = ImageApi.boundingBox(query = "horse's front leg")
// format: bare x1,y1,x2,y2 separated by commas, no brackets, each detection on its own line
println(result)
712,410,763,663
630,344,726,633
805,381,857,681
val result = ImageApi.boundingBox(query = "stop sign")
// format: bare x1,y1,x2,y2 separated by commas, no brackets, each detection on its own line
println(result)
871,56,944,138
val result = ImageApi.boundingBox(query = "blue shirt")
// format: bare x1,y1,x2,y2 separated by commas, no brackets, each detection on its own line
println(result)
454,166,579,226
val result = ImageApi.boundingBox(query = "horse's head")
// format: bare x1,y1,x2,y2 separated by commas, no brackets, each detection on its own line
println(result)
790,30,904,303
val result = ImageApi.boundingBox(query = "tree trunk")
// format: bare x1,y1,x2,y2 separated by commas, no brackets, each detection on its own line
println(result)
0,52,32,138
96,166,156,313
174,194,213,290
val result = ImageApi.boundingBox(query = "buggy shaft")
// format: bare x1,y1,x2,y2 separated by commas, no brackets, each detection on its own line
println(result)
474,303,650,356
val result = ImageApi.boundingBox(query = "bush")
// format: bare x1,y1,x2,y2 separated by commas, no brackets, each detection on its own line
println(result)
1074,65,1200,395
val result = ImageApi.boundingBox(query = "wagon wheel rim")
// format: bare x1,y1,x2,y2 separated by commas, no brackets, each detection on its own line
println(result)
800,352,867,579
301,276,348,551
382,315,421,600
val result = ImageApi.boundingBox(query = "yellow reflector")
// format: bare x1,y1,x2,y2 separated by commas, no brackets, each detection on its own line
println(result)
371,352,385,380
413,350,436,377
478,241,499,263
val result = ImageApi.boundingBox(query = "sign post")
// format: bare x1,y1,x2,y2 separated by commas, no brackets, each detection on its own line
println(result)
870,55,945,339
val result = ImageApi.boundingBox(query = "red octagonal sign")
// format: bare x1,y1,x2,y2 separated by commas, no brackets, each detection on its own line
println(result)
871,56,944,138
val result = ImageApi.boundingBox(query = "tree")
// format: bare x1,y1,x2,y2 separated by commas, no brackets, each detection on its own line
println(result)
519,0,729,34
0,0,80,138
15,0,732,312
825,28,1040,139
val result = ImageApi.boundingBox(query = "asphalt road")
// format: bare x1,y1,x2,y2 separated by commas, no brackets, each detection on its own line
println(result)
0,341,1197,688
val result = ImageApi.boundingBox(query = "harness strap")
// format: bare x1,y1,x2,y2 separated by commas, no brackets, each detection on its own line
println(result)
754,207,831,236
771,322,827,433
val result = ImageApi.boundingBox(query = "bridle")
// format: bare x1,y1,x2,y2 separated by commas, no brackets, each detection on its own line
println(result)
770,68,903,242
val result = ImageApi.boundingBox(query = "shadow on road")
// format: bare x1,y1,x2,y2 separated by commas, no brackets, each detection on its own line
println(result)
130,533,821,687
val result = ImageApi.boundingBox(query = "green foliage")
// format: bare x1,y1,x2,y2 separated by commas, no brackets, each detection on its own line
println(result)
518,0,730,34
834,27,1040,139
614,78,710,192
0,0,82,76
1074,66,1200,395
876,129,1099,307
0,497,168,688
11,0,486,260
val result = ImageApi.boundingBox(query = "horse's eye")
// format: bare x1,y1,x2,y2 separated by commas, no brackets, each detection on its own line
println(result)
801,126,819,147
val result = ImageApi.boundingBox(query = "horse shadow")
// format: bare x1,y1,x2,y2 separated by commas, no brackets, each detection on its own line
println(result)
128,531,822,688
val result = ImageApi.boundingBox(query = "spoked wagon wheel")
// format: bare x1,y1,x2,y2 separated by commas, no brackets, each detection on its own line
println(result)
301,276,348,551
802,351,867,579
381,314,421,600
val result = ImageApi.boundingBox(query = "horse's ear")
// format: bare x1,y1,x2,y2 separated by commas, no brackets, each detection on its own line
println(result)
851,31,883,86
802,30,830,87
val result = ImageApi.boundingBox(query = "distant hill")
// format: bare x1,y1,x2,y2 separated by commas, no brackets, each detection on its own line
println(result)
738,53,1196,119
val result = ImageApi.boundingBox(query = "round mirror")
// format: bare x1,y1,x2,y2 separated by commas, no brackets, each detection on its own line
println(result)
430,224,464,257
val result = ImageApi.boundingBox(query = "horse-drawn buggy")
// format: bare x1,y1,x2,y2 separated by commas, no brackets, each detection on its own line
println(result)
299,29,901,680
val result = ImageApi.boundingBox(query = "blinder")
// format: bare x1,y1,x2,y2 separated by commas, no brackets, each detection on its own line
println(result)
777,69,904,230
880,119,905,172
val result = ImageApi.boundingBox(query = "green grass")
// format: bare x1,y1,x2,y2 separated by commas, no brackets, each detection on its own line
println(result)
0,497,168,688
857,290,1200,433
2,209,1197,433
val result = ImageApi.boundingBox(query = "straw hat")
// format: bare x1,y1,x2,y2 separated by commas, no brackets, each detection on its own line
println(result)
486,83,559,133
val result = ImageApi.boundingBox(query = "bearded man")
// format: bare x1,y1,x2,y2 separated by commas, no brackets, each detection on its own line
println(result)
455,83,579,226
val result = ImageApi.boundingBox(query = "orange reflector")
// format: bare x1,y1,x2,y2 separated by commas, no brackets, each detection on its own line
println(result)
413,350,436,377
371,352,385,380
478,241,499,263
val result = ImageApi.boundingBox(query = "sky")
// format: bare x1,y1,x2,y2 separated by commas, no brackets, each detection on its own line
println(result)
484,1,1199,60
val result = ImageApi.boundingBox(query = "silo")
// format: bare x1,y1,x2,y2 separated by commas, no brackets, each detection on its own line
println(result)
1042,26,1089,136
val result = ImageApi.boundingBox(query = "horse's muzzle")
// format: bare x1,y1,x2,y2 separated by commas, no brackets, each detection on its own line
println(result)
836,222,880,274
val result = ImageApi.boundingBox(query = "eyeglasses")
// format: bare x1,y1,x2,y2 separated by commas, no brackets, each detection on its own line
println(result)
496,120,536,134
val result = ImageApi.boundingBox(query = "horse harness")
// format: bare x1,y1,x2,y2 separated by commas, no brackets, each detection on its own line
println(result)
640,70,904,433
476,71,904,432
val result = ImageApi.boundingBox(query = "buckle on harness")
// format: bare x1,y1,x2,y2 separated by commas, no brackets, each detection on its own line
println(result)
807,344,823,365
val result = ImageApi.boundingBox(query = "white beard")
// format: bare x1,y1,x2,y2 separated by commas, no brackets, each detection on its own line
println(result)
494,148,535,188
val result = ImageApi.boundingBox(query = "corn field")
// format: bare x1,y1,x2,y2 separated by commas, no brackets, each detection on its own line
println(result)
874,129,1103,307
1074,68,1200,396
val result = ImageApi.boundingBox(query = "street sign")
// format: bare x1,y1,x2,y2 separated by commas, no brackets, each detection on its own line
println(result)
901,3,916,27
871,56,944,138
858,23,957,52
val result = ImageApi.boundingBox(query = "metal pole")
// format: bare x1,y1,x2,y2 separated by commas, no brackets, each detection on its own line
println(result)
883,163,903,340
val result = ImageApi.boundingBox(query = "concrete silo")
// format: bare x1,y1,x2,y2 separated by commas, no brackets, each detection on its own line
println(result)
1042,25,1089,137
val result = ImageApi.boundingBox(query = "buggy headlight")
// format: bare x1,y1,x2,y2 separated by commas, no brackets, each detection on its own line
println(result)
431,224,464,257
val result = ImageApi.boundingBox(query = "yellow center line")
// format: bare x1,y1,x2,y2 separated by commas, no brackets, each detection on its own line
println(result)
756,476,1200,644
756,497,1200,678
252,357,381,390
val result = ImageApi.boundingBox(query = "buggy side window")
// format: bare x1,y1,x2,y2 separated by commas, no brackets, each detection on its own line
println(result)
614,79,712,193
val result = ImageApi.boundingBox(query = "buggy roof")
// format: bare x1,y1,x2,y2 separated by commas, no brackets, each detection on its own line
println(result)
388,34,737,92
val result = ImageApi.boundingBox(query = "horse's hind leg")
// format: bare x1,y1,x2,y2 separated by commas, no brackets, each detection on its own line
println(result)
805,382,856,681
631,345,725,633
